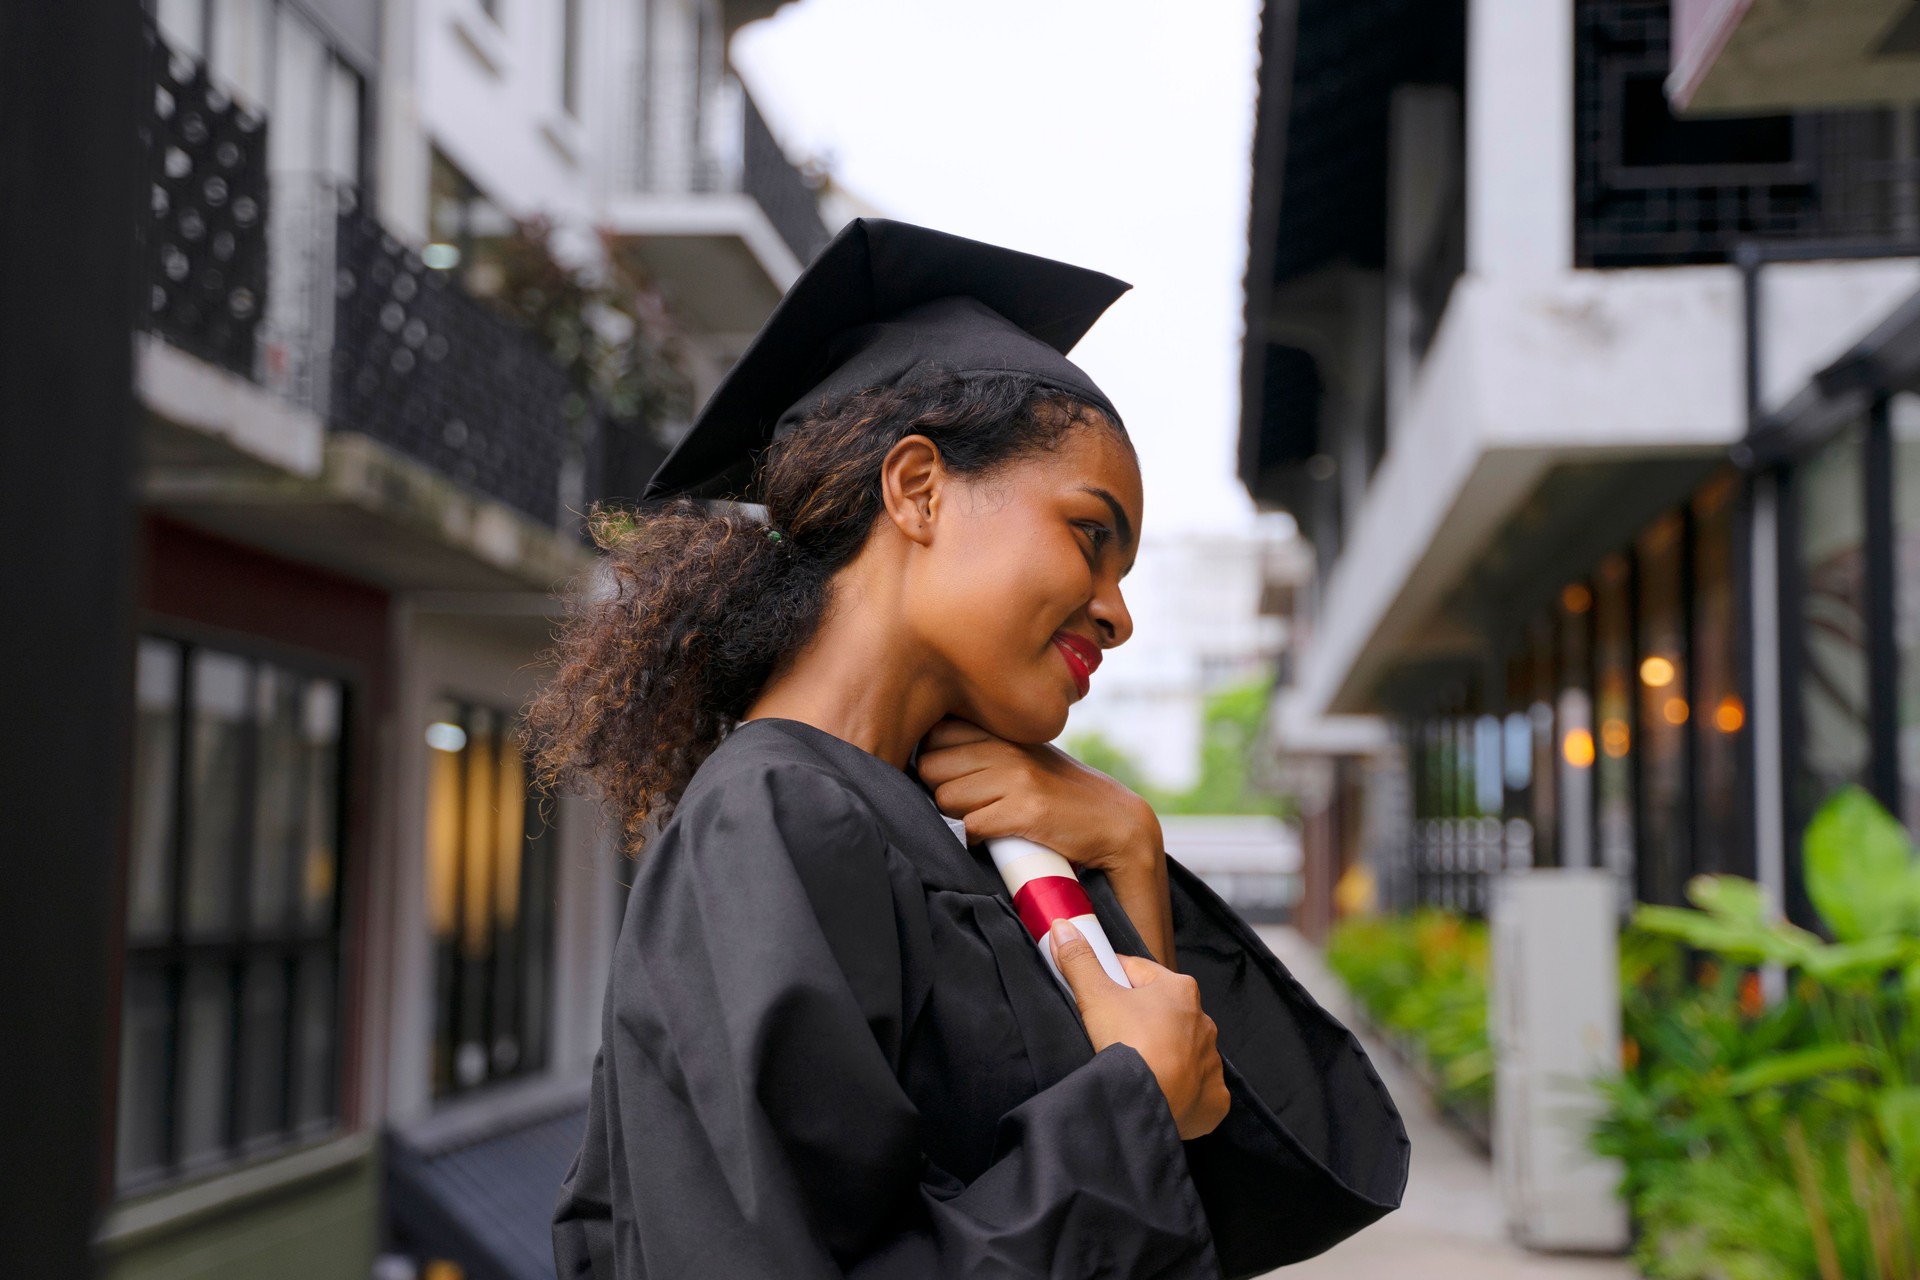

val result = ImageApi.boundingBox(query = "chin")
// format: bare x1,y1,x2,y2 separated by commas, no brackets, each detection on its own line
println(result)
973,692,1071,744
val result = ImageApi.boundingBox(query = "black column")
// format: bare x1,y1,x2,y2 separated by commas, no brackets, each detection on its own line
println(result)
0,0,142,1273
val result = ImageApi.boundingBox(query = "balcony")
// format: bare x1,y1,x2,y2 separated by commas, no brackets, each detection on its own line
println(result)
603,73,831,344
136,25,646,589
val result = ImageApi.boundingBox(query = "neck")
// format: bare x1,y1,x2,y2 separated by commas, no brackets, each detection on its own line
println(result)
743,558,952,770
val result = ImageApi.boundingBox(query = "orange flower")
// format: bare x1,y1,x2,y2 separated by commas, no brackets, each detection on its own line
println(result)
1739,971,1764,1018
1622,1037,1640,1071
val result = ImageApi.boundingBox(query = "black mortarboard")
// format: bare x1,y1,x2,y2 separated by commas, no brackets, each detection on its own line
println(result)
644,218,1131,499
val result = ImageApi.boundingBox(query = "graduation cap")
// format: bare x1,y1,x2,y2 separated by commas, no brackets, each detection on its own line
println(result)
644,218,1131,499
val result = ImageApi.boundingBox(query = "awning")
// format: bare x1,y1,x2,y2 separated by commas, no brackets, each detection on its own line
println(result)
386,1089,589,1280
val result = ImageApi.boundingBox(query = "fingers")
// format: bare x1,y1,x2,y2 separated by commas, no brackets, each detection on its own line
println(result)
916,739,1021,787
1116,953,1167,987
1049,919,1120,1008
920,717,993,751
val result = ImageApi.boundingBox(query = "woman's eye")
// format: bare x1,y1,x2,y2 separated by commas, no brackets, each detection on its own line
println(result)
1077,523,1111,555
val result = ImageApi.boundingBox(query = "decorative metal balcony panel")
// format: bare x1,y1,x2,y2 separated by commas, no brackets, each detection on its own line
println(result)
1577,0,1920,267
331,193,577,528
139,26,269,380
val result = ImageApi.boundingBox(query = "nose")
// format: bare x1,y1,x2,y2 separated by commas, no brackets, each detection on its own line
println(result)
1089,580,1132,648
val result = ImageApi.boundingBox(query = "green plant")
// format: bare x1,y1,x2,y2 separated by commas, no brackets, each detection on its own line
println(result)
1064,678,1294,818
1594,786,1920,1280
1326,909,1492,1110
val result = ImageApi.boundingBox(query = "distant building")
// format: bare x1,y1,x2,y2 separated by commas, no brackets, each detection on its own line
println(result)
1239,0,1920,939
103,3,823,1278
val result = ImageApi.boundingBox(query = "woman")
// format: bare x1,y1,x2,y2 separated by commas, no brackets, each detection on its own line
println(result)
538,220,1407,1279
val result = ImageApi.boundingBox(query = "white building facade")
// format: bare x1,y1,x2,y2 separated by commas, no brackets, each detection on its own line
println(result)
1240,0,1920,936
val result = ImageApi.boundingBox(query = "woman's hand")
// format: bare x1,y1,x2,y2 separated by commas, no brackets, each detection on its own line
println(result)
917,717,1176,968
1051,920,1228,1140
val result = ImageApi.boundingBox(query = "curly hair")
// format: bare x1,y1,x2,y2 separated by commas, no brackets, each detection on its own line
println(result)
525,370,1128,851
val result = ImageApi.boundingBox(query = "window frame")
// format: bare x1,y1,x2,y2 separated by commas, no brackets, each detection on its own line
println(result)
115,626,354,1196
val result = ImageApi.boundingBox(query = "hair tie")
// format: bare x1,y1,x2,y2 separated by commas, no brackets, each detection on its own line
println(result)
764,525,791,547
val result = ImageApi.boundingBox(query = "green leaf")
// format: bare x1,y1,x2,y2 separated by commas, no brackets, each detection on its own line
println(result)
1630,904,1816,966
1878,1087,1920,1178
1687,874,1770,925
1797,935,1917,984
1721,1043,1876,1095
1802,785,1920,941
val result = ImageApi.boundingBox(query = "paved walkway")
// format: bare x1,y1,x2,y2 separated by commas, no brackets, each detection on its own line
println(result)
1251,927,1638,1280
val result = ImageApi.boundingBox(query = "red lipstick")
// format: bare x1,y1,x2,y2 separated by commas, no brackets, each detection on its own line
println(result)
1050,631,1102,698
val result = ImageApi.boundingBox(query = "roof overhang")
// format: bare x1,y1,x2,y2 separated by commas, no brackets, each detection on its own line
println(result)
602,193,802,336
1668,0,1920,114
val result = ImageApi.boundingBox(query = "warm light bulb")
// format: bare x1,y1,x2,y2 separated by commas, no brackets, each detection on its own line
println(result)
1714,696,1745,733
1563,728,1596,768
1601,718,1631,758
1561,583,1593,614
1640,655,1676,688
1663,697,1690,725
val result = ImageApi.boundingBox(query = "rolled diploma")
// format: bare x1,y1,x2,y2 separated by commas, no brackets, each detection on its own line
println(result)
986,837,1133,991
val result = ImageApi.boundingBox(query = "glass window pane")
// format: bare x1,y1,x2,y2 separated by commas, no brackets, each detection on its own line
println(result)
129,640,182,941
1527,616,1557,868
209,0,273,111
1594,553,1637,889
115,967,172,1185
1637,512,1690,906
1693,474,1746,876
456,710,498,1090
238,957,289,1143
176,962,234,1166
490,732,527,1078
187,650,250,936
301,680,343,932
1893,395,1920,832
519,802,557,1073
1557,584,1595,869
426,698,465,1097
1797,424,1871,819
292,949,337,1130
251,666,303,930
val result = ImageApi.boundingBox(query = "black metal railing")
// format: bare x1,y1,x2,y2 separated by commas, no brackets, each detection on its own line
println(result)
743,93,830,265
330,192,579,528
1577,0,1920,267
138,25,269,380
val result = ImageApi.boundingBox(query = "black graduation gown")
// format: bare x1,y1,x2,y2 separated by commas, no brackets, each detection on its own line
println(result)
553,718,1408,1279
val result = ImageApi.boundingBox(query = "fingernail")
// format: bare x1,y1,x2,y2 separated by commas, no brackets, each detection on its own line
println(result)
1050,918,1081,945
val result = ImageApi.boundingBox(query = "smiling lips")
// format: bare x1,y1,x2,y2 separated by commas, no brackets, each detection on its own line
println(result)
1050,631,1102,698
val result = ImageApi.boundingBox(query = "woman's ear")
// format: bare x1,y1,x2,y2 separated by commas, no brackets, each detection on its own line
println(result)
879,434,944,547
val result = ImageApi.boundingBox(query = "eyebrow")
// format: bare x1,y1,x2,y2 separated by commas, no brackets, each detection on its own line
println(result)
1079,485,1137,571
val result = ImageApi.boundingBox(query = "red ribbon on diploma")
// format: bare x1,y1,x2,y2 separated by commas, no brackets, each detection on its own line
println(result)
1011,875,1097,943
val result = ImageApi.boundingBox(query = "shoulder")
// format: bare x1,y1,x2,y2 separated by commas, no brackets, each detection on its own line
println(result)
667,720,890,880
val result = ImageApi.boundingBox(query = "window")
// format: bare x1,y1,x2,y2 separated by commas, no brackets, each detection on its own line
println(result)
116,636,347,1191
425,701,557,1097
1793,424,1872,823
1593,552,1636,888
1692,473,1747,877
1896,395,1920,832
1635,512,1690,906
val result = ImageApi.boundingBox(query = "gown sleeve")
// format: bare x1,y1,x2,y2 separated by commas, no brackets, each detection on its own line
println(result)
553,760,1218,1280
1084,859,1411,1278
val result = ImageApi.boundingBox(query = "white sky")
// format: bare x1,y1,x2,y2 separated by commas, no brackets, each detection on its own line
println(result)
732,0,1262,535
